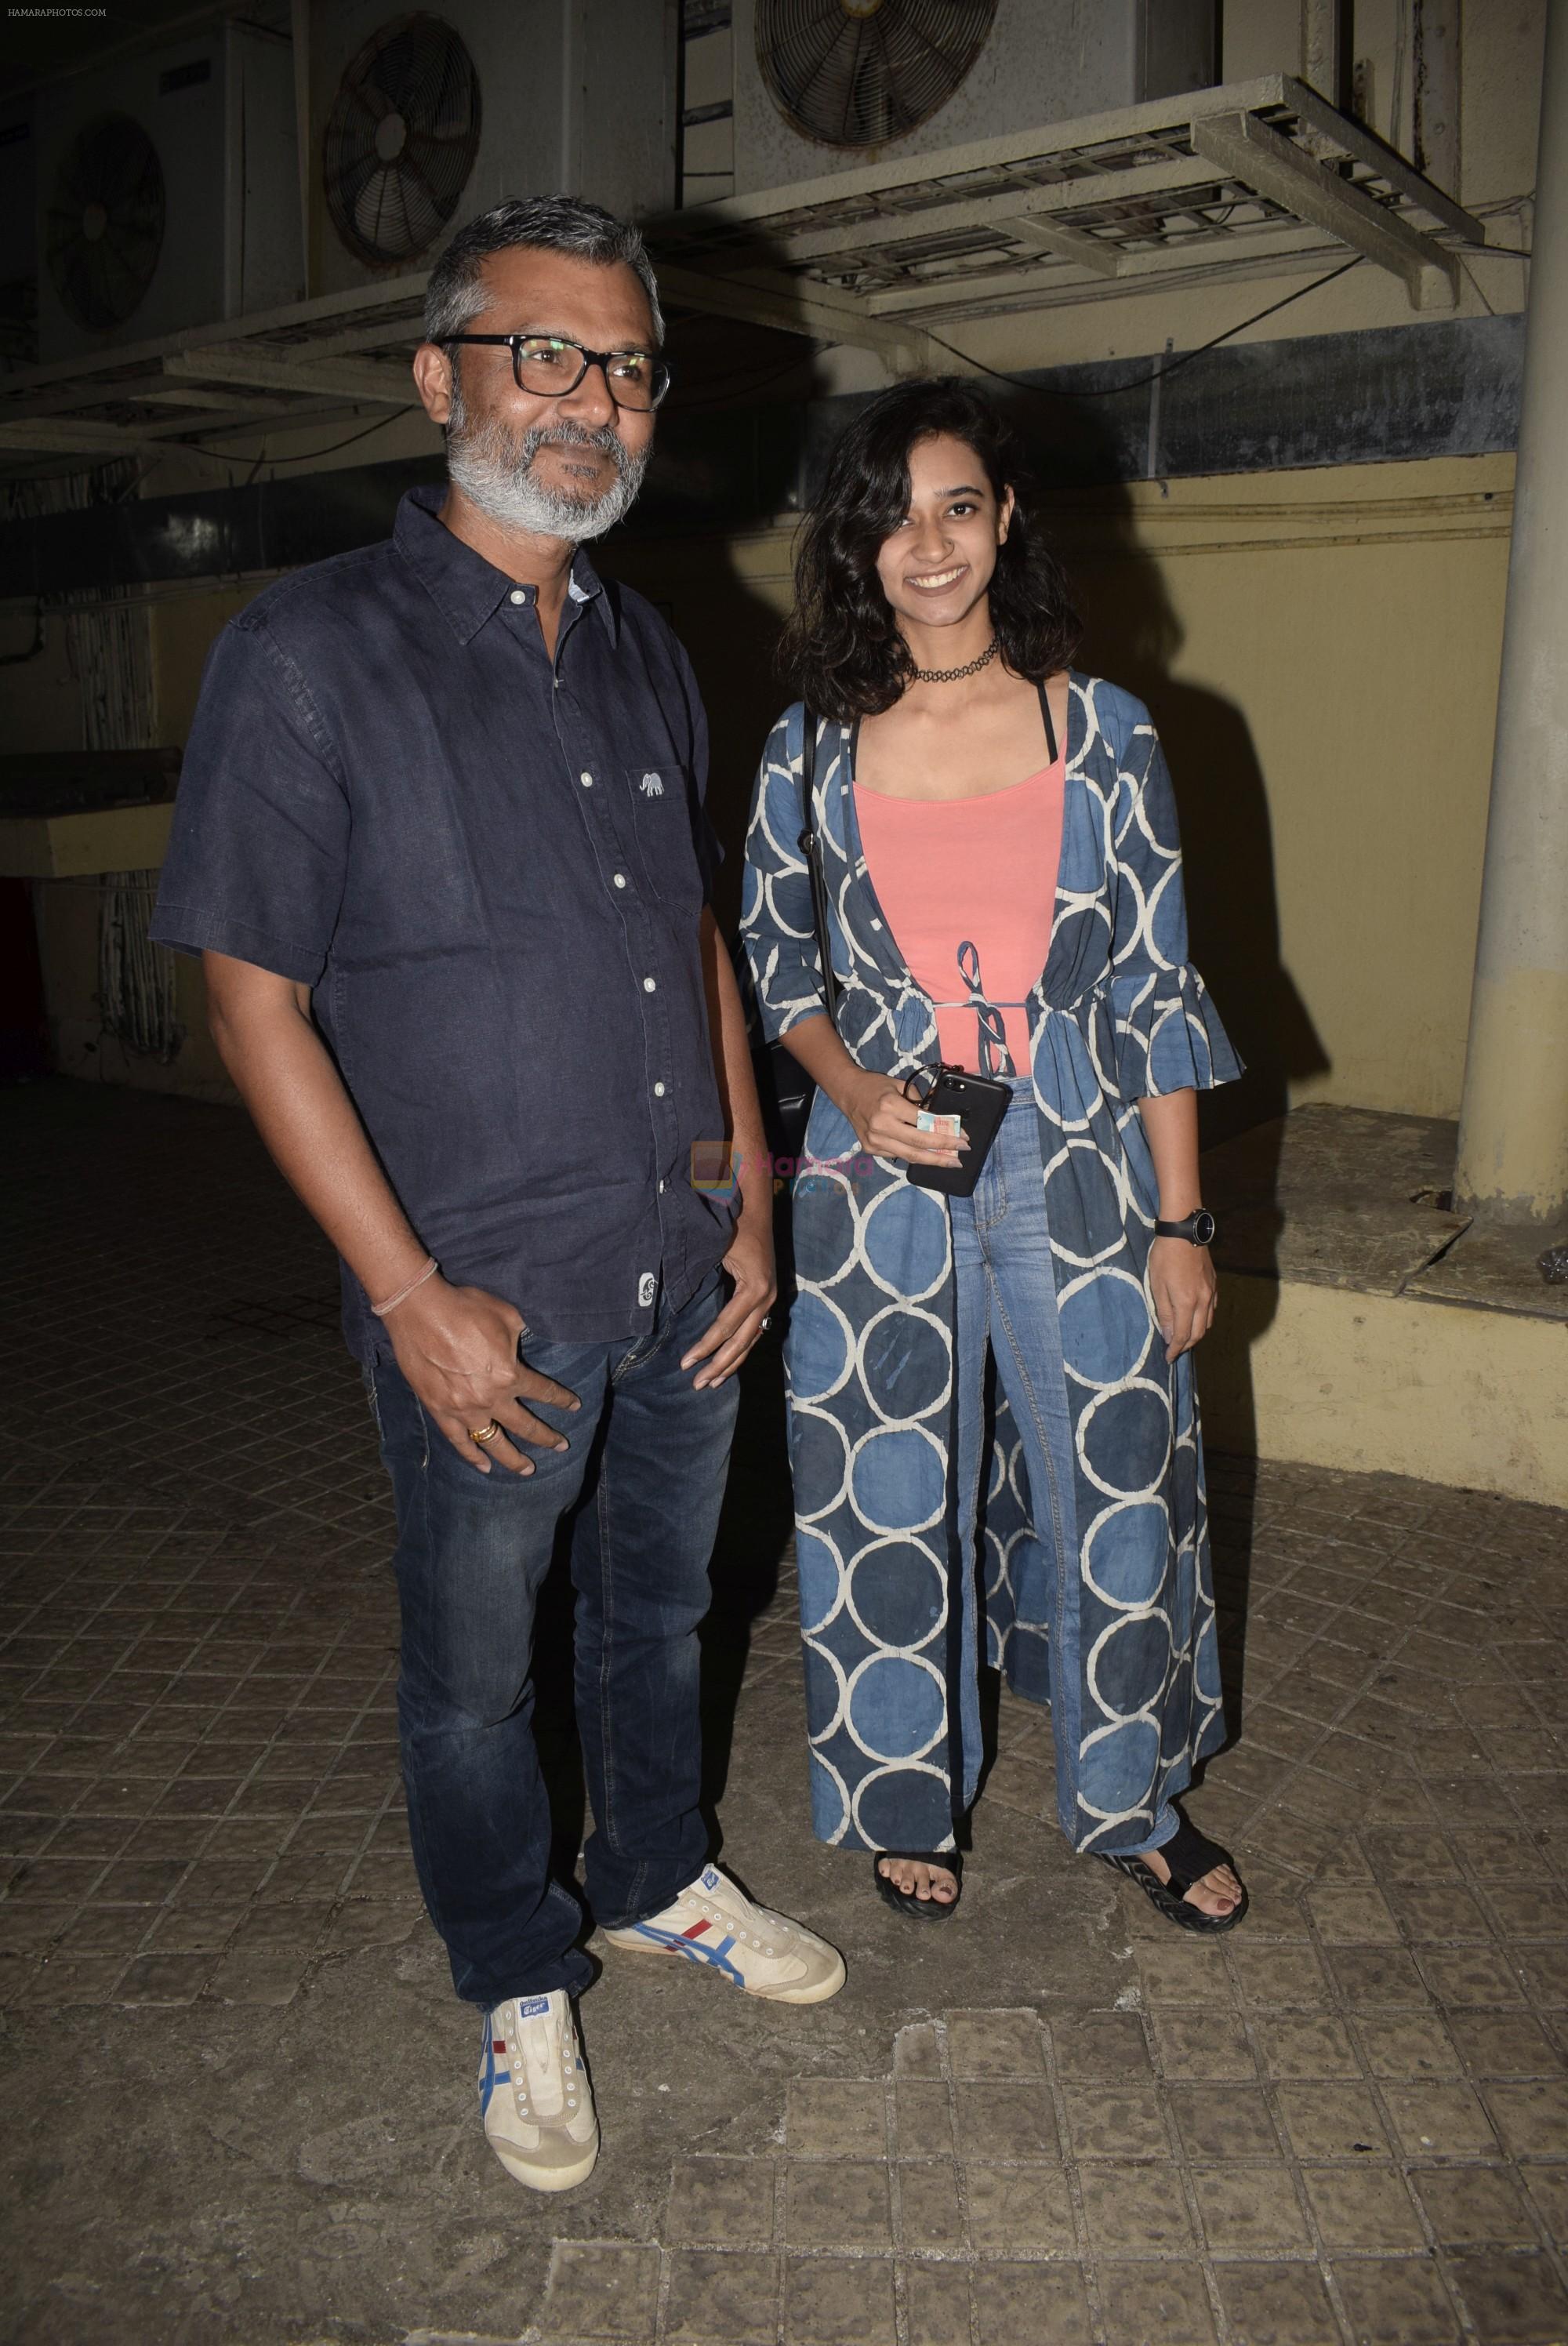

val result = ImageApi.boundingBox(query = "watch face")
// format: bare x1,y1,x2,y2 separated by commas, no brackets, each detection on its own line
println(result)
1193,1209,1217,1245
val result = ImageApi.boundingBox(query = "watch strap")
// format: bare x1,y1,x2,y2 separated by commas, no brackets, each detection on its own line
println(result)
1154,1210,1216,1245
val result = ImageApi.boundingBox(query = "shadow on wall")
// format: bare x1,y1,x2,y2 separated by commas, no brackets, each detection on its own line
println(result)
1015,387,1330,1508
1073,534,1330,1149
1027,402,1327,1712
604,350,1335,1769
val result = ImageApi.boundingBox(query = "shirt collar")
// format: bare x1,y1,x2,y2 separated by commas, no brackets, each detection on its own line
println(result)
565,543,616,642
394,485,619,647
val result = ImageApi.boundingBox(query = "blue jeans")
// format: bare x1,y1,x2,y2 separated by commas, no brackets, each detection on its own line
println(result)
366,1273,740,2008
952,1083,1177,1860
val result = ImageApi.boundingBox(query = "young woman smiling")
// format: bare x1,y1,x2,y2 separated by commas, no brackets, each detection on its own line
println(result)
742,380,1248,1933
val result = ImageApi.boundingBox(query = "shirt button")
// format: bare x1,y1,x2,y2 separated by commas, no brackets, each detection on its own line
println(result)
612,873,627,888
509,589,527,605
643,976,656,993
580,771,593,787
659,1178,666,1193
653,1081,666,1097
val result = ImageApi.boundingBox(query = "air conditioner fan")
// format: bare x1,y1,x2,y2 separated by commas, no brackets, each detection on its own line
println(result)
757,0,997,148
45,114,165,332
324,13,481,267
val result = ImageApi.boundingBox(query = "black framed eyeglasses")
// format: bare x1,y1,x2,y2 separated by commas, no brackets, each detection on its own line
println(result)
441,333,671,411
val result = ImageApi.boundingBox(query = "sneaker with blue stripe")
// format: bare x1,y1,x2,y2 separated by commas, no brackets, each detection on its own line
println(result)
601,1864,845,2003
480,1988,599,2192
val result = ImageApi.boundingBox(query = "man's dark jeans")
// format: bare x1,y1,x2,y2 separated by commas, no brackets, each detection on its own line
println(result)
366,1273,739,2009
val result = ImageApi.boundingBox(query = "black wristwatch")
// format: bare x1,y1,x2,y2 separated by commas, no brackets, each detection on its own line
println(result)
1154,1208,1218,1246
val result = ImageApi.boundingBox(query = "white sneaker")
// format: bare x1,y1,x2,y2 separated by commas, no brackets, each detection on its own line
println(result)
601,1862,846,2005
480,1989,599,2192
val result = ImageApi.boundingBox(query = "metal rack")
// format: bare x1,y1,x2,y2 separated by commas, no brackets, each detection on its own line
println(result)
650,74,1485,356
0,278,430,467
0,75,1487,470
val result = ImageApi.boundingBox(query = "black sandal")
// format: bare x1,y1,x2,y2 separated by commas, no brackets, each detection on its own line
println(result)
1100,1817,1248,1935
872,1850,963,1922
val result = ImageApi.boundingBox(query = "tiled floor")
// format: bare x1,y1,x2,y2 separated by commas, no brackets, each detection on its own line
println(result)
4,1079,1568,2345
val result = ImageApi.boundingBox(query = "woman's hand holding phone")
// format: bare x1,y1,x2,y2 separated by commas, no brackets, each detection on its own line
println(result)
837,1069,967,1168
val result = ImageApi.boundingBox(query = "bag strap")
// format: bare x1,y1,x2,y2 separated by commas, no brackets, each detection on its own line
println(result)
797,708,841,1026
1037,677,1059,766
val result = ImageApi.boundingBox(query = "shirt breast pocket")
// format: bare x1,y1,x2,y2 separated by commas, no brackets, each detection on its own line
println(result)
626,760,703,905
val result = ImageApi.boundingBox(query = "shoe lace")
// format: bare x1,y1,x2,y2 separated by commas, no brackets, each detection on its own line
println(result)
680,1884,786,1958
503,2002,582,2122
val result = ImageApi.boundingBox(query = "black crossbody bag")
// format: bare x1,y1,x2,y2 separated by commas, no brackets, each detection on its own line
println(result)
757,710,839,1164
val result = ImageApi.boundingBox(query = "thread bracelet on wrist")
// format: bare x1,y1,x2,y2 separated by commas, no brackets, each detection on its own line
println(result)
371,1255,438,1318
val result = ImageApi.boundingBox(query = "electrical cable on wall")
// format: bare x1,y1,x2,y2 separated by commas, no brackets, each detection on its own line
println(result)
98,870,179,1062
922,257,1367,401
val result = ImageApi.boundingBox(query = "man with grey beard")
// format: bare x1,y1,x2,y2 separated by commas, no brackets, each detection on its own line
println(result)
151,196,845,2196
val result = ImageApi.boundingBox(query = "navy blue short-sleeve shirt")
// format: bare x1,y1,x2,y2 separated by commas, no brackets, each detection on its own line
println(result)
152,485,735,1359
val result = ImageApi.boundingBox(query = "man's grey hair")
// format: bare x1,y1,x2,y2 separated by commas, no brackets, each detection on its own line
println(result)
424,194,665,348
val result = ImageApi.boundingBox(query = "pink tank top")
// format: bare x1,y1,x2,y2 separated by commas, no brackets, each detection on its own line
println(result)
855,758,1065,1075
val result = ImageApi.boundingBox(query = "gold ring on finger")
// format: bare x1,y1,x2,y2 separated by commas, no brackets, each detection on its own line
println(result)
470,1421,501,1444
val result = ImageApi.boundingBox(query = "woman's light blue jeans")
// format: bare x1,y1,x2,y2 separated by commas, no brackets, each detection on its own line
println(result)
951,1079,1178,1860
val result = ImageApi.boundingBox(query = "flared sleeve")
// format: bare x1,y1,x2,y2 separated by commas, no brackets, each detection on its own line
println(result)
739,703,829,1043
1108,712,1242,1101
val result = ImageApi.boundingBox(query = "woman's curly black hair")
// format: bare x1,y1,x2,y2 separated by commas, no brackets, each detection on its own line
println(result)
780,378,1080,722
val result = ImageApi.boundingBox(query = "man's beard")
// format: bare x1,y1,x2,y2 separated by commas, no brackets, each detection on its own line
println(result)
445,383,648,542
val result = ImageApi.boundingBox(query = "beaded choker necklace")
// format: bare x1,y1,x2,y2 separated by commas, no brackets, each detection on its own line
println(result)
909,636,999,685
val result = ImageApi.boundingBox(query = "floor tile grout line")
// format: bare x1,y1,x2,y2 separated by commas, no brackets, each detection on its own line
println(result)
1152,1949,1313,2346
1230,1930,1408,2346
1288,1799,1490,2341
2,1539,406,1986
1316,1857,1513,2298
1040,2009,1098,2344
1221,1629,1446,1861
940,2028,981,2346
1465,2072,1568,2303
1194,1943,1263,2346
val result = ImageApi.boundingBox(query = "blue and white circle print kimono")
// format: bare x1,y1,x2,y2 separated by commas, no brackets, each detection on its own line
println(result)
740,674,1243,1859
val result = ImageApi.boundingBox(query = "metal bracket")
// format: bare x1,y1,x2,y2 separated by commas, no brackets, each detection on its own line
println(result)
1191,111,1458,310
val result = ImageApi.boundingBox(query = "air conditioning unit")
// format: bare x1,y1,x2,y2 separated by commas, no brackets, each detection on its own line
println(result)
307,2,680,299
733,0,1216,196
34,23,302,364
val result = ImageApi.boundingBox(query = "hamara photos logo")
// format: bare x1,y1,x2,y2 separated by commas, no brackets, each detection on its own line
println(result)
691,1143,877,1197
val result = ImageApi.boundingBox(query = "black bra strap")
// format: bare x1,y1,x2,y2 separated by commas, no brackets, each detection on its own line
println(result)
1038,678,1059,766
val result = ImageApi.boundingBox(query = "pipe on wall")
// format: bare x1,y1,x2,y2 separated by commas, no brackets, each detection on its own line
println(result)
1454,0,1568,1226
1299,0,1349,105
1414,0,1462,197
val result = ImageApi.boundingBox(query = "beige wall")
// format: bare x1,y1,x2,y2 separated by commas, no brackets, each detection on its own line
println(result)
1202,1268,1568,1509
1068,456,1511,1128
151,584,260,743
2,614,104,755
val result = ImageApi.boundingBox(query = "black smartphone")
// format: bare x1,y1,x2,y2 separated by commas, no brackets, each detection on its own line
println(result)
906,1065,1013,1197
